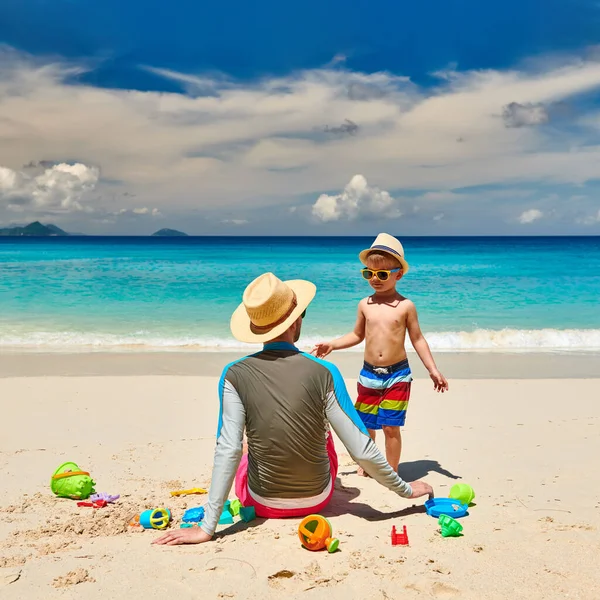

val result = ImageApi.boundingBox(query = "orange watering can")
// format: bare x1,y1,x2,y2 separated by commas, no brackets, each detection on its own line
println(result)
297,514,339,553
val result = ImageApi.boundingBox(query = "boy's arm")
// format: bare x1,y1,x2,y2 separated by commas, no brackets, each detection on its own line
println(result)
312,302,366,358
406,301,449,392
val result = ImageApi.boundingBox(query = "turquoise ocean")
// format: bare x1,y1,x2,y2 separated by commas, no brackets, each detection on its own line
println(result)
1,236,599,352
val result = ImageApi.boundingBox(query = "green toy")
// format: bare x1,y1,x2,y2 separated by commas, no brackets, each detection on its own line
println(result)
230,499,242,516
449,483,475,506
438,514,463,537
51,462,96,500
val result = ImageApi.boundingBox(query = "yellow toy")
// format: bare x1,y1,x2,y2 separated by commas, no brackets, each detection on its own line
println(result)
298,514,339,553
169,488,207,497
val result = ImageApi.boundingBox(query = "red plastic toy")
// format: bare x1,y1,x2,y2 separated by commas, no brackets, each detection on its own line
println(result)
391,525,409,546
76,499,108,509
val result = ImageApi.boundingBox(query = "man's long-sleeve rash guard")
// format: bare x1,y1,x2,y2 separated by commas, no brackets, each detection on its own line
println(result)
201,342,413,536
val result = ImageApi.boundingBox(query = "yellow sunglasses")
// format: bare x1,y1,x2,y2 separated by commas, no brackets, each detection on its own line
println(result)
361,267,400,281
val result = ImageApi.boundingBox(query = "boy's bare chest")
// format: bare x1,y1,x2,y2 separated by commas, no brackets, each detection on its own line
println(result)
363,303,407,330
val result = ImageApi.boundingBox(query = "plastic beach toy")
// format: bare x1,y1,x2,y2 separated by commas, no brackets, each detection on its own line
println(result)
90,493,120,503
391,525,409,546
298,515,339,553
425,498,468,519
230,499,242,516
170,487,207,497
239,506,256,522
182,507,205,523
77,499,108,509
139,508,171,530
218,510,234,525
50,462,96,500
438,514,464,537
449,483,475,506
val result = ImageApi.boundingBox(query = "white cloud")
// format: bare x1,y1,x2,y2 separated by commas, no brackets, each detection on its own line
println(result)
433,213,445,221
117,207,161,217
311,175,398,222
518,208,544,224
134,207,161,216
221,219,248,225
0,160,161,221
0,162,99,213
502,102,549,128
3,48,600,230
326,54,347,68
577,209,600,225
0,167,21,192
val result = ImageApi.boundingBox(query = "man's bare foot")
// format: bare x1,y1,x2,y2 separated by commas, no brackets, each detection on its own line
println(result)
357,466,371,478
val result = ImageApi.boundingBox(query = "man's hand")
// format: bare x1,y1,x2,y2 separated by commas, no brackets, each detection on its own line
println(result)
311,341,334,358
152,527,212,546
408,480,434,500
429,370,449,393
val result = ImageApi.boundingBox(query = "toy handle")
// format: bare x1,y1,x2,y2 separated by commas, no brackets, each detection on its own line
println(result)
299,526,314,539
52,471,90,480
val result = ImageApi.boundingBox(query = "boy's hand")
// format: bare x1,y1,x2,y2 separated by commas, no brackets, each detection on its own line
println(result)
311,342,334,358
408,480,434,500
429,370,448,393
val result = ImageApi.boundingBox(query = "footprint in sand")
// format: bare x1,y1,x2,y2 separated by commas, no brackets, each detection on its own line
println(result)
431,582,460,598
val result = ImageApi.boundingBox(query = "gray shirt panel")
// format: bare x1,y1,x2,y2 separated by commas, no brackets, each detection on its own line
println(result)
201,346,413,537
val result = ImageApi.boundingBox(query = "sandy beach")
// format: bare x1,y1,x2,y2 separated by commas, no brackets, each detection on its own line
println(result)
1,352,599,599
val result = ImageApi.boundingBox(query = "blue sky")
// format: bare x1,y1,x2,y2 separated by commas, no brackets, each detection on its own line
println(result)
1,0,600,234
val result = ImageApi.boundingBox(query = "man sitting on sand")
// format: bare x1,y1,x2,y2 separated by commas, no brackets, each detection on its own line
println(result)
154,273,433,546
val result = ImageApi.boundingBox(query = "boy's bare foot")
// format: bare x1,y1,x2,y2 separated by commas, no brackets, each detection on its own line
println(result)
357,466,371,478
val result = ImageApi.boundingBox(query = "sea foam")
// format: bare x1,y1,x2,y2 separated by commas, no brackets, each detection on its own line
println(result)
1,328,599,352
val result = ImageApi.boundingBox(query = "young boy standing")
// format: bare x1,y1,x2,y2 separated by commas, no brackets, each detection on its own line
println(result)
312,233,448,475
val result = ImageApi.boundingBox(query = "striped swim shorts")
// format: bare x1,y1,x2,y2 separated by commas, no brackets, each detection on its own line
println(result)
355,359,413,429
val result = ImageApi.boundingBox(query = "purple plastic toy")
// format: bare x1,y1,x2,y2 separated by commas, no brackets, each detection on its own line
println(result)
90,492,120,503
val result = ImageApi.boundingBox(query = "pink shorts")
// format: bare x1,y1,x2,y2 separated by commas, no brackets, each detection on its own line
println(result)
234,433,339,519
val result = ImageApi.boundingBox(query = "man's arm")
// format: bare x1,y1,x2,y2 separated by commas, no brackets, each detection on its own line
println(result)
154,376,246,546
322,362,433,499
406,301,448,393
200,378,246,536
312,303,366,358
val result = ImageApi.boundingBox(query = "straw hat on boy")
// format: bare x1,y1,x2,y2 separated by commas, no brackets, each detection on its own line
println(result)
359,232,410,274
230,273,316,343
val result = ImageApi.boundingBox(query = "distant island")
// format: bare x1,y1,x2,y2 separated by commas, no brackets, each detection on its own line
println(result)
0,221,68,237
151,228,188,237
0,222,190,237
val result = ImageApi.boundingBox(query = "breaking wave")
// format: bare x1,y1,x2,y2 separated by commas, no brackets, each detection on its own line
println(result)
0,328,599,353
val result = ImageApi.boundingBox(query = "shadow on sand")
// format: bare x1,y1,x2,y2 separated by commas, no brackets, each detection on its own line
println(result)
328,458,462,520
